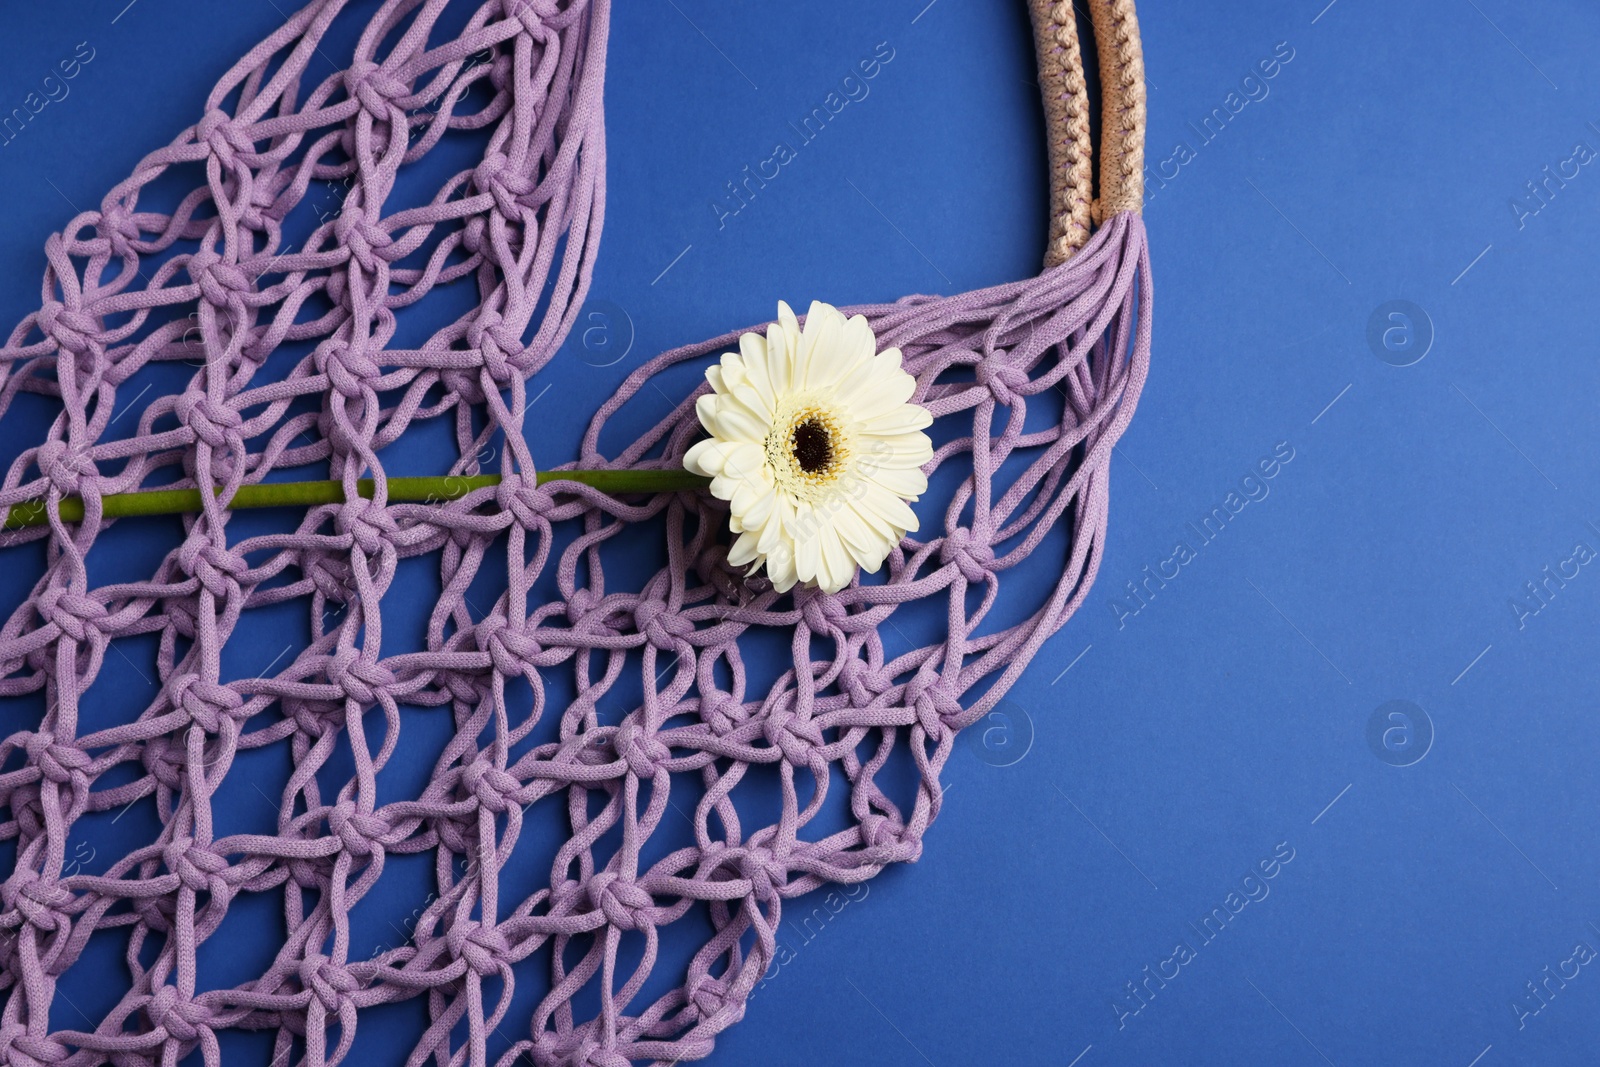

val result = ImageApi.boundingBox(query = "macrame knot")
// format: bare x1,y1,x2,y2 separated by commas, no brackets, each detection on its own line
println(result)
34,440,96,496
495,475,556,528
232,179,281,233
940,527,997,584
2,870,74,933
699,691,750,736
460,214,488,258
611,721,671,780
336,496,398,556
141,734,186,791
128,884,179,935
839,657,894,705
975,358,1030,406
163,595,199,640
761,708,825,765
345,60,411,122
299,953,360,1013
735,846,788,904
287,853,335,893
0,784,44,844
686,976,739,1024
447,920,511,976
586,871,654,931
97,202,142,256
327,801,392,858
477,615,545,678
188,250,255,311
333,205,394,273
146,985,213,1044
313,339,382,400
36,585,107,642
168,675,246,734
24,732,91,788
860,812,911,853
328,648,396,706
526,1038,565,1067
632,598,691,652
0,1023,70,1067
904,665,966,741
177,538,248,601
196,108,254,168
472,151,535,220
37,301,98,355
797,587,850,635
565,587,605,629
439,666,486,708
162,837,230,895
304,552,354,604
174,392,244,450
461,757,522,814
287,698,345,739
467,312,525,387
438,366,488,407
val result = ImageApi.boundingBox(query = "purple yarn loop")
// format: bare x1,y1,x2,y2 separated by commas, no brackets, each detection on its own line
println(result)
0,0,1150,1064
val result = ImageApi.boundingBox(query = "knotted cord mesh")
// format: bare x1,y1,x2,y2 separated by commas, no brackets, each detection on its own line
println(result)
0,0,1150,1064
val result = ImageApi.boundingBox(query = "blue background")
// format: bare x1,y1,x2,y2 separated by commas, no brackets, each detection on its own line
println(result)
2,1,1599,1065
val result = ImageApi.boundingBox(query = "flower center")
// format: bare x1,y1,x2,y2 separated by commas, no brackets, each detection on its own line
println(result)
791,417,834,474
765,401,851,498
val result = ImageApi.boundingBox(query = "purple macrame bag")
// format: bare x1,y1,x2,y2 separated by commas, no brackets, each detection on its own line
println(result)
0,0,1149,1064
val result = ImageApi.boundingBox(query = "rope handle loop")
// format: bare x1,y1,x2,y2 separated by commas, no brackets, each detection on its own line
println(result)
1029,0,1146,266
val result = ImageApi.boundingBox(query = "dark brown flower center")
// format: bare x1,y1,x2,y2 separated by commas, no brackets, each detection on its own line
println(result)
791,417,834,474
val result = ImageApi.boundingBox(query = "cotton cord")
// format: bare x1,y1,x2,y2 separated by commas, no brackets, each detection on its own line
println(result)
0,1,1150,1065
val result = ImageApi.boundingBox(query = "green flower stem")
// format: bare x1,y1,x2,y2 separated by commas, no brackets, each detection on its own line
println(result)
1,471,711,530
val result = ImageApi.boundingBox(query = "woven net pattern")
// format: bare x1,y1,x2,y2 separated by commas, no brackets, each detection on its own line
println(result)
0,0,1150,1064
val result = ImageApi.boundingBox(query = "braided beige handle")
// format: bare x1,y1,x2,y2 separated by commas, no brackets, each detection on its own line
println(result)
1029,0,1146,267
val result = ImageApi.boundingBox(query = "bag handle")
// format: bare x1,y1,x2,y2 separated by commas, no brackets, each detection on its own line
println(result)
1029,0,1147,267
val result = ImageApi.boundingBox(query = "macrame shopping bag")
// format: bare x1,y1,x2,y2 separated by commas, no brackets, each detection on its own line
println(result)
0,1,1148,1065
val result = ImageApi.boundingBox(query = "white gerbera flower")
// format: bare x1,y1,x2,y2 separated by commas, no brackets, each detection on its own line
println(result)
684,300,933,594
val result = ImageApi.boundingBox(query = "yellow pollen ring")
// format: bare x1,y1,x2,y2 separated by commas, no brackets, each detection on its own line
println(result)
770,404,850,488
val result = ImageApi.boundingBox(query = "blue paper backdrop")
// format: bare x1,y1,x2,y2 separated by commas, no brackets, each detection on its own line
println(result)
2,1,1599,1065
